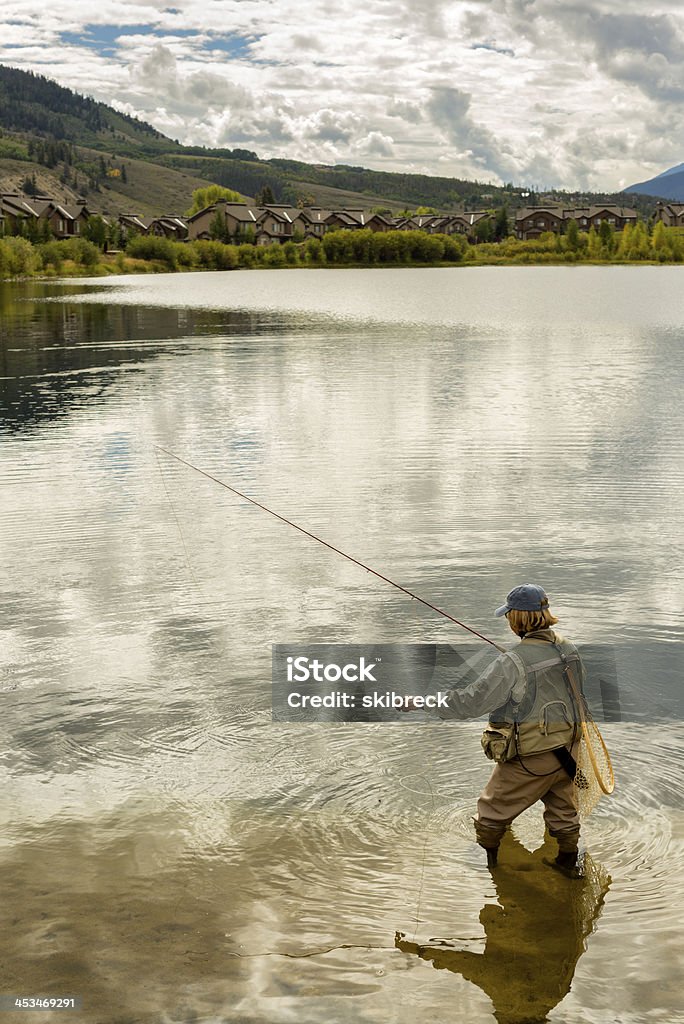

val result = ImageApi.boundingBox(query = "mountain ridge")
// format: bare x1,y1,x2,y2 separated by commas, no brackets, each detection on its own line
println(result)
626,162,684,202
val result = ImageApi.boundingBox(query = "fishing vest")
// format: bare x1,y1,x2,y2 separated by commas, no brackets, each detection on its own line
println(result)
491,631,581,757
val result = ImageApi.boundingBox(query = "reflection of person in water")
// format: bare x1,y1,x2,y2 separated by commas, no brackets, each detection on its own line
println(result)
396,832,611,1024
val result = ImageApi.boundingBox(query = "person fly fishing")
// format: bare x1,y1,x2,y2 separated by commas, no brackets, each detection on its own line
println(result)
404,584,585,876
156,450,612,874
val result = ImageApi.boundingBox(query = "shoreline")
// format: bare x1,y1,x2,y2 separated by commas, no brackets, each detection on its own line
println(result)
3,255,683,283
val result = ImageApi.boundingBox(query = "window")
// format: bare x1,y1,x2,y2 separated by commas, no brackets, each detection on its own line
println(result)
580,218,587,225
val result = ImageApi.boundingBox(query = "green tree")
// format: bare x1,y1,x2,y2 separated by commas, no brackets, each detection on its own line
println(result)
209,210,229,243
442,234,468,261
38,217,53,243
617,223,632,259
3,236,37,275
83,215,107,249
185,184,244,217
126,235,177,268
475,218,493,243
599,220,615,255
651,220,667,253
565,218,580,250
305,237,324,264
255,185,276,206
107,221,123,250
238,244,257,267
260,243,286,266
23,217,40,243
494,207,509,241
586,225,601,259
626,220,649,260
282,240,299,264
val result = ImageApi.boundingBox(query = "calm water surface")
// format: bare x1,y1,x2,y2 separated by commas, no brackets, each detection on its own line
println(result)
1,267,684,1024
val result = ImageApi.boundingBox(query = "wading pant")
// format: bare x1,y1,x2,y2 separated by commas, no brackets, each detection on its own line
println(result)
474,745,581,853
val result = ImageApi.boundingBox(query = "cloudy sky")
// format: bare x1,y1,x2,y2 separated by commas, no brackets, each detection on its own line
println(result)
1,1,682,191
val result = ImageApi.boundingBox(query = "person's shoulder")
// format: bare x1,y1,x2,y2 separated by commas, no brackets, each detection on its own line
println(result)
497,642,522,660
553,632,583,657
499,646,526,671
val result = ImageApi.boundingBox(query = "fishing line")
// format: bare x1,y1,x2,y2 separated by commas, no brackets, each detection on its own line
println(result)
153,445,505,652
153,445,203,594
400,773,437,942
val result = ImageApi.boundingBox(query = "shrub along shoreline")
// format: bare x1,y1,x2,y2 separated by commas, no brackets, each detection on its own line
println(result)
1,221,683,280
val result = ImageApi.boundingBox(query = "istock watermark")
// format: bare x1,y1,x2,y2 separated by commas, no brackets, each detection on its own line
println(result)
272,643,622,723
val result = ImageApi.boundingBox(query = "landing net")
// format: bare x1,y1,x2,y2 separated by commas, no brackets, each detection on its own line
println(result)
571,678,615,818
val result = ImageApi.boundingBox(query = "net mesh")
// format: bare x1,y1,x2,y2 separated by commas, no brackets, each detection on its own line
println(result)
574,734,602,818
572,706,615,819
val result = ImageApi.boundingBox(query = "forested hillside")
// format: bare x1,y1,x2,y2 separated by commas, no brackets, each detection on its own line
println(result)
0,65,177,154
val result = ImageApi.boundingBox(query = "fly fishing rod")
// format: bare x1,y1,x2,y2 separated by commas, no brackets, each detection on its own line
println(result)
154,445,505,652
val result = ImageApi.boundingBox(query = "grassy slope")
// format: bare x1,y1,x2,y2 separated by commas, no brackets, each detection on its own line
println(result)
0,150,234,219
0,147,418,218
286,179,409,212
156,153,418,212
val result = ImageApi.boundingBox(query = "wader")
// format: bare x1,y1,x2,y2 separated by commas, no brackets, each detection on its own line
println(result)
475,631,583,864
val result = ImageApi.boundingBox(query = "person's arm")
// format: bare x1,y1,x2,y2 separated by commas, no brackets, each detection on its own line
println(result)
436,650,524,720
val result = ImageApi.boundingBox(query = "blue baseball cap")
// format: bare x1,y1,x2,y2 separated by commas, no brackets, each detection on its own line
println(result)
495,584,550,617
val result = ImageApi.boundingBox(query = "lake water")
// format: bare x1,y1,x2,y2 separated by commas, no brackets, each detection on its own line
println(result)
1,266,683,1024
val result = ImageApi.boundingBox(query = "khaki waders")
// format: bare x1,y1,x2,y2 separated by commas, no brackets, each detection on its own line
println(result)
474,743,581,858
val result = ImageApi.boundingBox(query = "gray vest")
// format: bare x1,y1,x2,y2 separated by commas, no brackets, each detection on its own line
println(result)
491,631,582,756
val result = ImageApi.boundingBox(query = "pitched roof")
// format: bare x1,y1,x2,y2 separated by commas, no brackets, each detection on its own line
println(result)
150,216,188,228
31,199,88,220
515,206,564,221
562,205,637,219
449,211,489,226
62,203,89,219
259,206,293,223
298,207,332,223
187,202,259,223
324,209,368,226
119,214,149,230
0,195,40,217
365,212,393,226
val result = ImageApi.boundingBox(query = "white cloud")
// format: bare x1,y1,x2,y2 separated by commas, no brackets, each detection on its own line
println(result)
1,0,684,189
426,87,517,180
357,131,395,158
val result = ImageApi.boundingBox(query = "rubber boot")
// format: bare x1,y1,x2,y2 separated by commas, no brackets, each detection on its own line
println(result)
473,819,505,871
